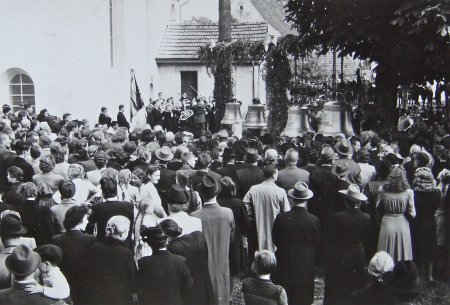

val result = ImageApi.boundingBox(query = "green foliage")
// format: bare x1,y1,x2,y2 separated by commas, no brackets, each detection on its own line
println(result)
284,0,450,125
284,0,450,84
264,45,291,135
198,39,292,134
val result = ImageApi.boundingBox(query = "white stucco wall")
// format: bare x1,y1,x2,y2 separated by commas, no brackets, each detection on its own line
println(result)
0,0,170,124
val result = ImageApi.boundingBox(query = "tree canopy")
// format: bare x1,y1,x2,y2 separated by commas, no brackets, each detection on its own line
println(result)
284,0,450,85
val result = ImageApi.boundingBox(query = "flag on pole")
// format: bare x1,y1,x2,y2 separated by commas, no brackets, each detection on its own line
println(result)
130,69,144,122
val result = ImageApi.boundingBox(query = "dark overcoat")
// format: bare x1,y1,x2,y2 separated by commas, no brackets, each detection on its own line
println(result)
52,230,97,304
323,208,370,305
272,206,321,305
167,231,214,305
138,250,193,305
84,238,137,305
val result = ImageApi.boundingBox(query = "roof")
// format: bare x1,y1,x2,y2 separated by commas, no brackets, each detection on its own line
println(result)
250,0,296,36
156,22,268,62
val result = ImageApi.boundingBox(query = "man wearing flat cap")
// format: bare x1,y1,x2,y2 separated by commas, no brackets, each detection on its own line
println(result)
0,245,67,305
272,182,320,305
191,174,234,305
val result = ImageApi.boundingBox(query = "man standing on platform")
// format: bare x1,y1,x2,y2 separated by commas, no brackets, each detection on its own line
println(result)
117,105,130,130
98,107,111,127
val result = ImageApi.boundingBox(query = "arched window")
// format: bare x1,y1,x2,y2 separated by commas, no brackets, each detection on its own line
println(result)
9,74,35,110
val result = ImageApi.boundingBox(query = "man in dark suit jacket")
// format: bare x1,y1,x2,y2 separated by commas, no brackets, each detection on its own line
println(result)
87,178,134,245
117,104,130,130
215,147,239,178
1,141,34,183
234,148,264,199
191,153,222,192
98,107,112,127
138,226,193,305
272,182,320,305
0,245,67,305
52,206,97,305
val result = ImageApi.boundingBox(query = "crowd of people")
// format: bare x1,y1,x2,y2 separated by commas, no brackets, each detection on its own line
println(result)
0,99,449,305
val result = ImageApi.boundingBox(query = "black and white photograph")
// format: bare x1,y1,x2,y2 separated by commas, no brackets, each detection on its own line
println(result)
0,0,449,304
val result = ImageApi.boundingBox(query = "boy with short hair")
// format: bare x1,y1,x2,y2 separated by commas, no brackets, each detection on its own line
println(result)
25,244,70,300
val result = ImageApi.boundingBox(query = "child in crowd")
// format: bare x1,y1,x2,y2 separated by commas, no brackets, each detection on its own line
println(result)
25,244,70,300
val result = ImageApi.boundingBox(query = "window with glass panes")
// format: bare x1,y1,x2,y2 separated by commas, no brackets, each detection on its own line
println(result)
9,74,35,110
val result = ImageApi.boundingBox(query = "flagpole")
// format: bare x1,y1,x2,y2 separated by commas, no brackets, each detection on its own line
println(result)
130,69,134,121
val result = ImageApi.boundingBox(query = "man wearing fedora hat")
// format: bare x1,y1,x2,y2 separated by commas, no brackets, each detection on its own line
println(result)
0,213,31,289
216,147,238,178
161,184,202,235
191,174,234,305
272,182,320,305
332,138,362,185
190,153,222,193
324,184,370,305
0,245,67,305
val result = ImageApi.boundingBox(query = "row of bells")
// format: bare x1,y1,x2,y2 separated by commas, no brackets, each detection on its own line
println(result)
221,101,354,137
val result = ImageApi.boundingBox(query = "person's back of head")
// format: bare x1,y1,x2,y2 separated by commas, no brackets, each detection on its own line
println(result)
196,153,212,170
105,215,130,241
59,180,76,200
100,177,118,199
252,250,277,275
284,148,299,165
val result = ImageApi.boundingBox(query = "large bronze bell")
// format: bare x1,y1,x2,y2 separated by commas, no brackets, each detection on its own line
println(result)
221,102,243,138
221,103,242,125
281,106,313,137
318,101,354,137
243,104,267,129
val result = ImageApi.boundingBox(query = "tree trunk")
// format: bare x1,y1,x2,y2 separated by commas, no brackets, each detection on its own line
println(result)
371,63,399,130
218,0,232,42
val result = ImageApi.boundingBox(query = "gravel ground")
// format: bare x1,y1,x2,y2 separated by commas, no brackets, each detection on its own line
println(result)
230,269,450,305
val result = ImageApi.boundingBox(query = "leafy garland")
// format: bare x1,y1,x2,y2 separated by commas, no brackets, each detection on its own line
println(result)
198,38,295,134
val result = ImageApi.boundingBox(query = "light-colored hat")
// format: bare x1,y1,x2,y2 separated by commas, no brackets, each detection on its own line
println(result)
288,182,313,200
338,184,367,202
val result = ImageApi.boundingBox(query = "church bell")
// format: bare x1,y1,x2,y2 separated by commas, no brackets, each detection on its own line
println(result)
221,102,243,125
221,102,243,138
281,106,313,137
317,101,354,137
243,104,267,130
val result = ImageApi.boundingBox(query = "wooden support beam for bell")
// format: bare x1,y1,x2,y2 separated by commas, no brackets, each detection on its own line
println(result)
221,102,243,138
281,106,313,137
318,101,354,137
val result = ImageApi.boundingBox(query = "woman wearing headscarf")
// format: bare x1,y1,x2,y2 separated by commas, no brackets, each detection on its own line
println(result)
84,215,136,305
159,219,214,305
14,182,55,246
350,251,395,305
411,167,440,281
138,225,193,305
377,166,416,262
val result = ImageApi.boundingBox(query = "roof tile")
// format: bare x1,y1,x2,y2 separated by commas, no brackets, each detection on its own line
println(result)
157,22,268,59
